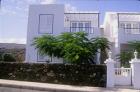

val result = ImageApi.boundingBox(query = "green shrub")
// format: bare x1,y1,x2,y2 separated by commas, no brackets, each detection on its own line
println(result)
0,63,106,87
33,32,109,64
0,54,2,61
117,51,133,67
3,53,16,62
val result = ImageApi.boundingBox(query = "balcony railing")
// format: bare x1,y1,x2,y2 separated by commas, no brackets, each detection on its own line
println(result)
126,28,140,34
64,27,95,34
120,28,140,34
115,68,131,77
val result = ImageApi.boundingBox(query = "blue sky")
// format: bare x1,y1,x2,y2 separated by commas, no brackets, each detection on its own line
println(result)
0,0,140,44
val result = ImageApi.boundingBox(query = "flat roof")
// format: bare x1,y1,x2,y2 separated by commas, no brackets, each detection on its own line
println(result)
105,12,140,15
65,11,99,14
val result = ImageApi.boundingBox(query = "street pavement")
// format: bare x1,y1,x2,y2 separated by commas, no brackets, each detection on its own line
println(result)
0,79,139,92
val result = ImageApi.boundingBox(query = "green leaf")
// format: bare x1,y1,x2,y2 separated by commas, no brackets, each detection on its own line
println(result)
33,32,109,64
75,55,79,60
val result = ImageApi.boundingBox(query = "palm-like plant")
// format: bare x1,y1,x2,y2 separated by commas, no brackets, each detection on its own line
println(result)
60,32,96,64
33,35,63,58
117,41,140,67
117,51,132,67
33,32,109,64
90,38,110,64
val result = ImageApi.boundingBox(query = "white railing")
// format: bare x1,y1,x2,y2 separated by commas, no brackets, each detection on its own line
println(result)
114,68,132,85
115,68,131,77
64,27,94,34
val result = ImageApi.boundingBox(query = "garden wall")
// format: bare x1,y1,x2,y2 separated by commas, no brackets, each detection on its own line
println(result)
0,63,106,87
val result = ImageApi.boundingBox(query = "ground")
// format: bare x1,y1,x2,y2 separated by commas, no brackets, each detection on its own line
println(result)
0,79,139,92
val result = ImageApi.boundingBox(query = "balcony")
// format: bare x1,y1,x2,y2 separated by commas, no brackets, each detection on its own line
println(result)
118,28,140,43
64,27,101,38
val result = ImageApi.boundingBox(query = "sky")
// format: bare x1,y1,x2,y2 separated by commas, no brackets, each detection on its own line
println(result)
0,0,140,44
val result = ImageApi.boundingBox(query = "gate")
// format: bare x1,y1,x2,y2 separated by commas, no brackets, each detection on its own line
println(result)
114,68,132,86
106,51,140,88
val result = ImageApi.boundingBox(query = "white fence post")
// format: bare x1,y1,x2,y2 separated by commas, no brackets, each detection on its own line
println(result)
105,51,116,87
130,51,140,89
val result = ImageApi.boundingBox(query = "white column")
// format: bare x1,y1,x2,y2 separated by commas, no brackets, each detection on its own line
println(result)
105,51,116,87
130,51,140,89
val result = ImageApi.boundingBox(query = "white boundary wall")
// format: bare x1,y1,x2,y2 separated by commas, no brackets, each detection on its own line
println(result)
106,51,140,89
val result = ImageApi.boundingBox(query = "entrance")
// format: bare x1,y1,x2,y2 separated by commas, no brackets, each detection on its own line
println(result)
114,68,132,86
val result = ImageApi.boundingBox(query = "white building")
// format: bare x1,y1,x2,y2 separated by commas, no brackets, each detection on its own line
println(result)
103,12,140,59
26,4,101,63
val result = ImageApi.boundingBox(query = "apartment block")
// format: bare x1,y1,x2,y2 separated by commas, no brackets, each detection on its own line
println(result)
26,4,100,63
103,12,140,59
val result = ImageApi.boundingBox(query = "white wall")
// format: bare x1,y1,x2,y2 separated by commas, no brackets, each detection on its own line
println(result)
103,13,140,60
26,4,64,63
131,60,140,89
26,4,101,63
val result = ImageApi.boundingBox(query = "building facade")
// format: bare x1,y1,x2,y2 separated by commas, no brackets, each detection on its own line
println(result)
26,4,140,63
26,4,101,63
103,12,140,59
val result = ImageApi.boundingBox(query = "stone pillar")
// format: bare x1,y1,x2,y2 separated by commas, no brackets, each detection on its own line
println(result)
130,51,140,89
105,51,116,87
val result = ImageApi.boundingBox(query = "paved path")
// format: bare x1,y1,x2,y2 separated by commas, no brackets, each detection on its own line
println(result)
0,79,139,92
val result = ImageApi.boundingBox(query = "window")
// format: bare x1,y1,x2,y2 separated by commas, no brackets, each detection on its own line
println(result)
120,22,140,34
119,23,125,29
133,23,139,29
70,21,92,34
85,22,91,33
78,22,83,31
125,23,131,34
126,23,131,29
39,14,53,34
132,23,140,34
71,22,77,32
